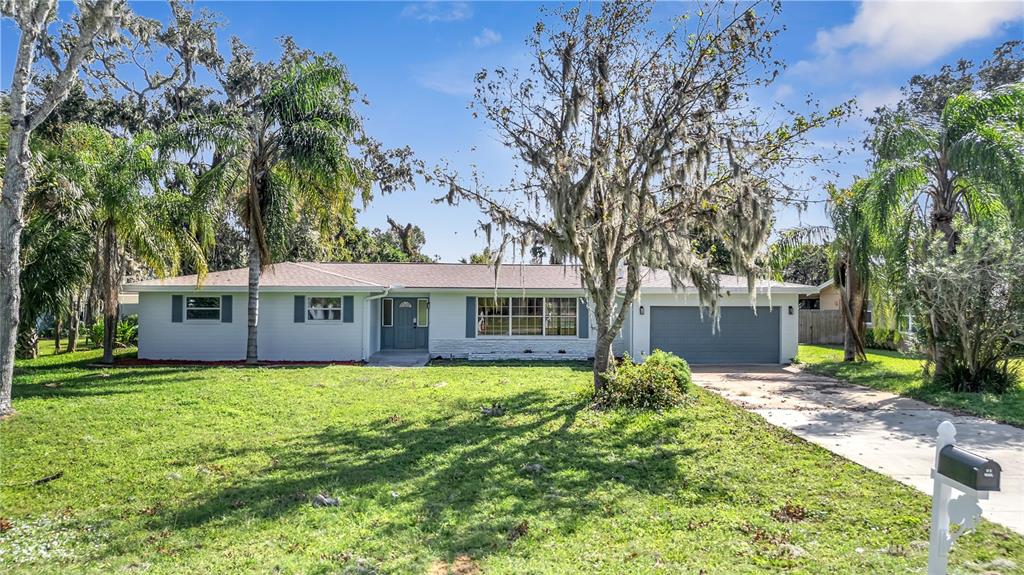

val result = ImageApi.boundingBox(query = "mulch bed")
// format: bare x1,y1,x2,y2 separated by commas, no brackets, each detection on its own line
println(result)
90,358,364,368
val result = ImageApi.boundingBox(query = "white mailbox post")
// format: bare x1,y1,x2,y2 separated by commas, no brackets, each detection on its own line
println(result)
928,421,1002,575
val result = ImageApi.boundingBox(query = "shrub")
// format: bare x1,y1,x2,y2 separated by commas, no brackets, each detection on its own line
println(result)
864,327,901,351
87,315,139,348
596,349,691,410
913,223,1024,393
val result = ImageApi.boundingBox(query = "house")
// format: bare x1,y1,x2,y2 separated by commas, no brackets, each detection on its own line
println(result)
798,279,840,311
121,262,812,364
798,279,872,324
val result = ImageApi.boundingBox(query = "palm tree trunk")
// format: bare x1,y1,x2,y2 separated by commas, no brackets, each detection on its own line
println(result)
16,325,38,359
67,297,80,353
101,220,118,365
246,227,260,364
53,317,62,354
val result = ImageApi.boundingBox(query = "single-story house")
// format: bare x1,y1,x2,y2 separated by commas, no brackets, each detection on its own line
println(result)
121,262,812,364
798,280,839,311
798,279,873,324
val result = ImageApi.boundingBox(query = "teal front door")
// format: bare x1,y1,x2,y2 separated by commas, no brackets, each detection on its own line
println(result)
382,298,427,350
394,298,417,349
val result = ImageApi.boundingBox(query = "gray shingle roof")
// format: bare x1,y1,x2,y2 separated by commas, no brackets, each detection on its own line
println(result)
123,261,815,292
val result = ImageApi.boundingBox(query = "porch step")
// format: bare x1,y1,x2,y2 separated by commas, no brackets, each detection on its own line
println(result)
367,351,429,367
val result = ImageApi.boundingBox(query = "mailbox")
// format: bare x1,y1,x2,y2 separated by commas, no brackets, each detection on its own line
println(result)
937,445,1001,491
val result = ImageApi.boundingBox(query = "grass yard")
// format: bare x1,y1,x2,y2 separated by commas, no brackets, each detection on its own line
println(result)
2,347,1023,574
799,345,1024,428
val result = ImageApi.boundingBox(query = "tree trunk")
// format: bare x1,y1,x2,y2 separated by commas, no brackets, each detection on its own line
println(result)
0,124,31,417
592,328,616,392
53,316,62,354
838,260,866,362
246,227,260,364
67,297,80,353
101,220,118,365
15,325,38,360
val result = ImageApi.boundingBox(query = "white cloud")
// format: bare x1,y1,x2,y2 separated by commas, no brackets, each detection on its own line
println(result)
472,28,502,48
416,59,477,96
856,86,903,114
815,1,1022,71
401,1,472,23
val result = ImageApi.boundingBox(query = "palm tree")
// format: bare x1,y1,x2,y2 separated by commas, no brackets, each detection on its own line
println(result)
826,182,876,362
64,125,207,364
15,143,92,358
219,43,370,364
867,82,1024,373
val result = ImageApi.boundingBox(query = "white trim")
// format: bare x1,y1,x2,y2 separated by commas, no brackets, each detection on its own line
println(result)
305,295,343,322
184,295,221,322
416,298,429,328
475,296,578,338
381,298,394,327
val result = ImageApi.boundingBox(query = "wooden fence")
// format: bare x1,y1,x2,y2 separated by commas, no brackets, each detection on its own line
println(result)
799,309,844,344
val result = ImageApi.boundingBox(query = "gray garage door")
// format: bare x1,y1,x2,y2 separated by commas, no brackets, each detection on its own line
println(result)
650,306,780,364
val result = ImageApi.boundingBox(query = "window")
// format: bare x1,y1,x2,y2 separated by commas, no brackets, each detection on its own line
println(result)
186,296,221,321
307,297,342,321
476,296,578,337
511,297,543,336
417,298,429,328
477,297,510,336
544,298,577,336
381,298,393,327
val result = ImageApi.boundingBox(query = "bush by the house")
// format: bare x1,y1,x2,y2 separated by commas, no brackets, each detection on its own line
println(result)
87,315,139,348
864,327,901,351
596,349,691,410
913,223,1024,394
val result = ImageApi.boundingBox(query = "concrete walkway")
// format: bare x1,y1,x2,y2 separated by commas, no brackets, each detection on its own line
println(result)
692,365,1024,535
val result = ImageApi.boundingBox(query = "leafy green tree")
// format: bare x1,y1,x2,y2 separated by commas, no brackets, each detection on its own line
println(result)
867,83,1024,375
214,39,415,363
15,143,93,358
0,0,131,417
913,222,1024,392
433,1,848,388
63,125,202,364
462,247,497,265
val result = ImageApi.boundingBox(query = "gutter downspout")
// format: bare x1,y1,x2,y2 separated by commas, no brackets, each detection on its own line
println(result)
363,287,393,360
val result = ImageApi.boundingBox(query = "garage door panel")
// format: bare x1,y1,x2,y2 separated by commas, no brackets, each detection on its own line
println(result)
650,306,779,364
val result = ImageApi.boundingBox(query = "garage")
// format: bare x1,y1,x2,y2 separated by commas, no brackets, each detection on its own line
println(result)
649,306,780,364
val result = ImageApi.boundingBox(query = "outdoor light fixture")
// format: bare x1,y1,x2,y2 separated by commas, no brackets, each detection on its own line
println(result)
639,305,645,315
788,305,794,315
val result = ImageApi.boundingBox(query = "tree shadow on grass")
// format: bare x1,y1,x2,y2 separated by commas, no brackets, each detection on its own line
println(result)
149,390,718,567
12,368,208,401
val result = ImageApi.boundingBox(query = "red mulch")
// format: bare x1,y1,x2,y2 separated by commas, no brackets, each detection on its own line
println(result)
106,358,363,368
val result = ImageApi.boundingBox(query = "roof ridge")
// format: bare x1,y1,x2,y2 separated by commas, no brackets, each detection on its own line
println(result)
291,262,386,287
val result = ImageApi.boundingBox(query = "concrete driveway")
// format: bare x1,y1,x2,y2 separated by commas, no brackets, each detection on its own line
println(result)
692,365,1024,535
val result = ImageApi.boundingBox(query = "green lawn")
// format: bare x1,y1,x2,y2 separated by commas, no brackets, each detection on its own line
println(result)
799,345,1024,427
2,347,1022,574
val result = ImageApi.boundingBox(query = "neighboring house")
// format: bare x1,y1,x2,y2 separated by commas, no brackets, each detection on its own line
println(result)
798,280,840,311
118,292,140,319
798,279,872,324
121,262,811,364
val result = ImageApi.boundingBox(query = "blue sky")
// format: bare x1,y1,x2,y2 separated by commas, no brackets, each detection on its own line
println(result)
3,1,1022,261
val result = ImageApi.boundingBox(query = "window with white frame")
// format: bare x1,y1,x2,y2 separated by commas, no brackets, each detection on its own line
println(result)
186,296,221,321
477,296,577,337
477,297,510,336
511,297,543,336
544,298,578,335
417,298,429,327
307,297,342,321
381,298,393,327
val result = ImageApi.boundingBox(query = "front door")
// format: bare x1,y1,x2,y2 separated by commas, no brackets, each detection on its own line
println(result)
394,298,418,349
